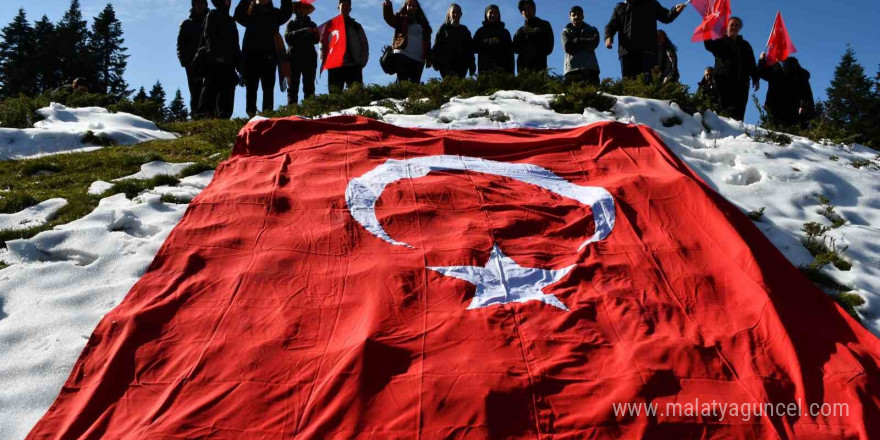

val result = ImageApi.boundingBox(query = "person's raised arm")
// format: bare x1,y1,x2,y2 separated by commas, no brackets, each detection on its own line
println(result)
277,0,293,25
656,1,685,24
382,0,397,28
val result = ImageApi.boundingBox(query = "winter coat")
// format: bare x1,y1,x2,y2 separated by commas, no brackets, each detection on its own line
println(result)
657,43,679,82
758,57,815,126
473,21,514,75
383,3,432,64
199,0,242,68
285,15,318,67
322,17,369,68
432,23,475,76
177,9,207,67
697,76,719,104
561,23,600,75
704,35,758,85
233,0,293,54
512,17,554,73
604,0,682,57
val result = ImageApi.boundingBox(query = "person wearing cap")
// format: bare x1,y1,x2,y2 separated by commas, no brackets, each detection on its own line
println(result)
604,0,686,79
473,5,514,75
383,0,432,83
233,0,293,116
178,0,210,115
561,5,600,85
432,3,475,79
196,0,242,119
327,0,369,93
512,0,553,74
285,1,318,104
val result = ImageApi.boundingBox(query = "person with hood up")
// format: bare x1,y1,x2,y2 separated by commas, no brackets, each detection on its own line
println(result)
178,0,209,115
512,0,553,74
703,16,759,121
604,0,686,79
561,5,600,85
233,0,293,116
284,1,318,105
432,3,476,79
383,0,432,83
473,5,514,75
325,0,369,93
196,0,242,119
758,54,815,127
656,29,679,83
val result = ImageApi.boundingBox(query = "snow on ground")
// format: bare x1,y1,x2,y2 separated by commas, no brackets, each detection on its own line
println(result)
0,103,177,161
0,199,68,232
0,93,878,438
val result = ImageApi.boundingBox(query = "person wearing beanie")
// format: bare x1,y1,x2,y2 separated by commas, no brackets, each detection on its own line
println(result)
196,0,242,119
561,5,600,85
604,0,686,79
284,1,318,104
512,0,554,74
473,4,514,75
177,0,210,115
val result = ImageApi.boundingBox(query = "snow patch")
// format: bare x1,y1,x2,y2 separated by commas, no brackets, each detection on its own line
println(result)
0,199,68,232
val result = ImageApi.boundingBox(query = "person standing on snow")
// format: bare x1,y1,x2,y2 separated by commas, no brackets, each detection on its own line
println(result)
512,0,554,74
432,3,476,79
758,54,814,127
233,0,293,116
196,0,242,119
473,5,514,75
703,16,759,121
561,5,600,85
604,0,686,79
178,0,209,116
383,0,432,83
284,1,318,105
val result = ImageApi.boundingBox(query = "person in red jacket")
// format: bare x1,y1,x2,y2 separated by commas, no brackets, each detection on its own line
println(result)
383,0,432,83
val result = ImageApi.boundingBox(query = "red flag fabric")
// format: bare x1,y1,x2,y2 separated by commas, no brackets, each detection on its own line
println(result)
691,0,731,42
28,117,880,439
766,11,797,65
319,14,346,72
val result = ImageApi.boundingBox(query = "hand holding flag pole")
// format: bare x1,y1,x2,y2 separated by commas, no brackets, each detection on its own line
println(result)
765,11,797,65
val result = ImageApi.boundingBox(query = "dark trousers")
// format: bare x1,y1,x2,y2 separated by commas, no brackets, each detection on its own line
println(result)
717,78,750,121
287,63,317,105
620,51,657,79
185,65,203,116
327,65,363,94
197,63,236,119
440,66,468,79
564,69,600,86
395,54,424,83
245,52,276,116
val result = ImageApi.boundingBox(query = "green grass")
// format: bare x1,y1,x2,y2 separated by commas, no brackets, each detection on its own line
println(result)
747,207,765,221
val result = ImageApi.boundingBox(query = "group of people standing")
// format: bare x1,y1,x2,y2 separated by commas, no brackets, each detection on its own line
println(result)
177,0,814,127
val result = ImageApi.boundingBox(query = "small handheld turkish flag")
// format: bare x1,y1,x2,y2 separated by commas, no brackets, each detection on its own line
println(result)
319,14,347,72
690,0,730,42
766,11,797,65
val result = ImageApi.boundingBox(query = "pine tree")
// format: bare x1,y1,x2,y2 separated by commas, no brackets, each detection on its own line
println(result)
133,86,148,102
824,46,876,145
0,8,36,98
56,0,94,87
167,89,189,121
90,4,129,98
33,15,60,93
148,80,168,121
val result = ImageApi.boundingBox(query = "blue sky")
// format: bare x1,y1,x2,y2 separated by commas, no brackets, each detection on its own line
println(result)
2,0,879,123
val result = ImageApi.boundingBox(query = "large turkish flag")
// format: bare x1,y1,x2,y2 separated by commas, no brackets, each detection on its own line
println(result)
28,117,880,439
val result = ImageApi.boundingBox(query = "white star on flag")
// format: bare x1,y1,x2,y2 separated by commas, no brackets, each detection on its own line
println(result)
428,245,575,311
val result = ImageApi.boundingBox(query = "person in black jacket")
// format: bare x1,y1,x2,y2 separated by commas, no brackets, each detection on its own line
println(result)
196,0,242,119
177,0,209,115
758,54,815,127
284,1,318,105
512,0,553,74
325,0,369,93
703,17,759,121
656,29,678,83
697,66,719,108
432,4,476,79
604,0,686,79
561,6,600,85
234,0,293,116
473,5,514,75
